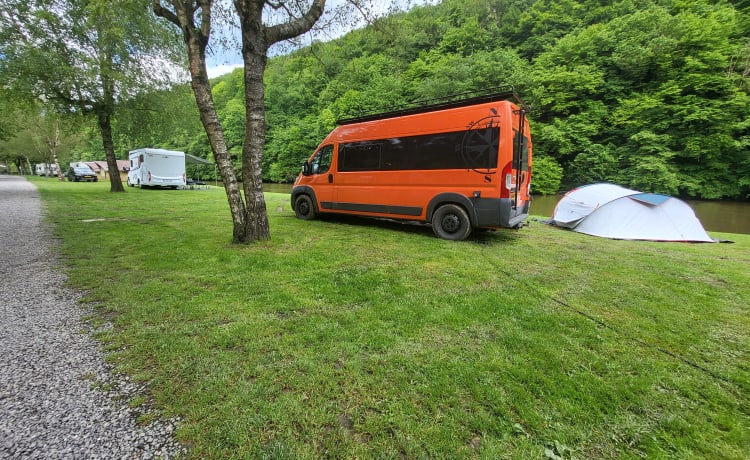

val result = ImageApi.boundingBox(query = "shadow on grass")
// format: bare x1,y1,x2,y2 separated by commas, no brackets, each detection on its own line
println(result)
312,213,526,244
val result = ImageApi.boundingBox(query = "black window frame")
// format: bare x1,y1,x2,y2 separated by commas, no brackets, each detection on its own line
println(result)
338,127,500,173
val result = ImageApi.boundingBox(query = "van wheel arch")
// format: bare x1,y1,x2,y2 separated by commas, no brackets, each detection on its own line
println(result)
426,193,478,227
292,187,319,220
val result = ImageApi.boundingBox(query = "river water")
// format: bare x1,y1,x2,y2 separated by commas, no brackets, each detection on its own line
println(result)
264,183,750,235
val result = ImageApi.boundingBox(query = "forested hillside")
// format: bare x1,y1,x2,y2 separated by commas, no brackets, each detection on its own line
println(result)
121,0,749,198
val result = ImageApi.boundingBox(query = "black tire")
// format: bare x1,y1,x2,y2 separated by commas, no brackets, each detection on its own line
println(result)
432,204,472,241
294,194,317,220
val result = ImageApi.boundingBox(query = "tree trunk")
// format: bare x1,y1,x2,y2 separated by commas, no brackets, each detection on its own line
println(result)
236,1,272,242
240,23,271,241
94,20,125,193
153,0,250,244
184,29,249,243
234,0,325,242
96,109,124,192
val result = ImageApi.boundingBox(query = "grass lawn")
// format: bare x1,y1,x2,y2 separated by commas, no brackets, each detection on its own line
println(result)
33,178,748,459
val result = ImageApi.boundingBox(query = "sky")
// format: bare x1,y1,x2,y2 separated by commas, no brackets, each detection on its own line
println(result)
204,0,437,78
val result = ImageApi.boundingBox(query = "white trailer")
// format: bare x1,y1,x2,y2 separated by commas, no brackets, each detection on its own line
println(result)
127,148,186,189
35,163,59,176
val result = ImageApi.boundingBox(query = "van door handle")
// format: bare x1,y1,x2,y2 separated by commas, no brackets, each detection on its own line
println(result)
328,173,333,184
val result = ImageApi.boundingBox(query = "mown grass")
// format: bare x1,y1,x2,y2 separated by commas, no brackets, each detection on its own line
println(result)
33,177,749,459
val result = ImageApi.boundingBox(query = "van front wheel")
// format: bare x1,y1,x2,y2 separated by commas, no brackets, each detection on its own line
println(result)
432,204,472,241
294,195,317,220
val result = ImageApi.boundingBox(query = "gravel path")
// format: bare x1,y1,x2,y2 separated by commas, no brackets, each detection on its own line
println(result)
0,175,185,459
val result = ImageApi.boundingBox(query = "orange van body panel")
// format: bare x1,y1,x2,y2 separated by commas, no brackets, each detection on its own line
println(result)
292,98,532,233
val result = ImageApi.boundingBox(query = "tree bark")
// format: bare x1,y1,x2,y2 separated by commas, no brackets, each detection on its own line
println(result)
233,0,326,241
96,108,125,192
48,122,65,182
237,0,270,241
156,0,325,243
94,17,125,193
154,0,249,244
186,36,249,244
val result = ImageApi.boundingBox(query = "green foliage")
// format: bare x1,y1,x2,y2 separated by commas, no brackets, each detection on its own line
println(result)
567,143,619,186
6,0,746,199
530,155,563,195
0,98,89,170
271,0,750,199
113,84,203,153
526,1,749,198
0,0,184,183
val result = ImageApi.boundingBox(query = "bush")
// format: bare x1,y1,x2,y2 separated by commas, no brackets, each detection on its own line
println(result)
531,155,563,195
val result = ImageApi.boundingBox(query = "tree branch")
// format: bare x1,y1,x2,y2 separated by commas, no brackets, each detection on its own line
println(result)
152,0,180,26
154,0,212,50
265,0,326,46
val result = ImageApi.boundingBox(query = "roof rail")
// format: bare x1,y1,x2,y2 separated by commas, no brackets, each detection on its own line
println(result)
336,86,525,125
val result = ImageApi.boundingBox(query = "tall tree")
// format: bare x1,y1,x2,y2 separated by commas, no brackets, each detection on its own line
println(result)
0,0,181,192
35,116,66,181
154,0,329,243
232,0,326,241
153,0,250,243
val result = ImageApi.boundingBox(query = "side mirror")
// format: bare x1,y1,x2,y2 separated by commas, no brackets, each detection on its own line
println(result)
302,161,311,176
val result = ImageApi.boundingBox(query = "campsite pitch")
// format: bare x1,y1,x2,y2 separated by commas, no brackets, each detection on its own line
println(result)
34,178,749,459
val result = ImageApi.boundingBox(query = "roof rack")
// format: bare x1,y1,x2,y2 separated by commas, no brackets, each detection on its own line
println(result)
336,86,525,125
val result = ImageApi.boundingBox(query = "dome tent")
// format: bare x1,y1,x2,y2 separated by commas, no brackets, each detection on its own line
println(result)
551,183,714,242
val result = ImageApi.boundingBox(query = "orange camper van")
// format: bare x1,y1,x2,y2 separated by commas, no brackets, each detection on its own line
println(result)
291,89,532,240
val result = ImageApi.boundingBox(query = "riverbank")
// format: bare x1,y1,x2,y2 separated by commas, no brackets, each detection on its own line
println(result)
34,178,749,458
261,182,750,234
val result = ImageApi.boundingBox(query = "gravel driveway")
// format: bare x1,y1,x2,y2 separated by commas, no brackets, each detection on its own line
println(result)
0,175,184,459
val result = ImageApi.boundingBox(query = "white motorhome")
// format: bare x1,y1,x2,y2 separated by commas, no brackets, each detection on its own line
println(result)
127,148,186,189
35,163,59,176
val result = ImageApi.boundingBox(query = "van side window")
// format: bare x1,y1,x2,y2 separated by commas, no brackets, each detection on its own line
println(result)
340,143,381,171
311,145,333,174
339,127,499,172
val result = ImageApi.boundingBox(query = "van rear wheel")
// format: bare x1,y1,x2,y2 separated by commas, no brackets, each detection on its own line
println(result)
294,194,317,220
432,204,472,241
